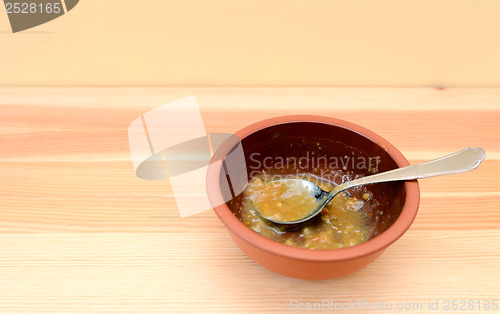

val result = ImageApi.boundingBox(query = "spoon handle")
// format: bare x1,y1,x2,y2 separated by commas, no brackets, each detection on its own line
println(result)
337,147,486,192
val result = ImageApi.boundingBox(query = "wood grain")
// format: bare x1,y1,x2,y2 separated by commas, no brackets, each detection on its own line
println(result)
0,88,499,313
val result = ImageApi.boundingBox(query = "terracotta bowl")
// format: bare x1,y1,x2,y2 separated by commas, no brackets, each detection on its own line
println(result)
207,115,420,280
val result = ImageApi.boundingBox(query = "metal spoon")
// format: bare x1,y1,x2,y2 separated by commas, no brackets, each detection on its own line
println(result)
254,147,486,224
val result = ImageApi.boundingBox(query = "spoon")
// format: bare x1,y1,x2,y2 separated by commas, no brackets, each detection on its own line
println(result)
253,147,486,224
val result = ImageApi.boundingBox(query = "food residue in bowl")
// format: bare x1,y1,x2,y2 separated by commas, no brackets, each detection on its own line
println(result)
240,172,375,250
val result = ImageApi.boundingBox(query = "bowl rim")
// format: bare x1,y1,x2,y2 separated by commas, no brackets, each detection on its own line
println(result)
207,115,420,262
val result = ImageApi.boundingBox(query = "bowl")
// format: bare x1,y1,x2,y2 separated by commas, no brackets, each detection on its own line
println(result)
206,115,420,280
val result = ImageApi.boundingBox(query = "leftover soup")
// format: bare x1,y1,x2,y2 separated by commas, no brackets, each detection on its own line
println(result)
240,172,375,250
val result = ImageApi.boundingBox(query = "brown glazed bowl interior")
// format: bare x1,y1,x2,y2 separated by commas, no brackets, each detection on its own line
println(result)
207,115,420,280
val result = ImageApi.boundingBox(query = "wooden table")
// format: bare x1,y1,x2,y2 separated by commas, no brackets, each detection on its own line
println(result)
1,88,499,313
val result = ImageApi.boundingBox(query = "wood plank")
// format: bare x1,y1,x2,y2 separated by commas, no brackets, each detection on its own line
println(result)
0,232,499,313
0,161,498,232
1,108,499,161
1,88,500,110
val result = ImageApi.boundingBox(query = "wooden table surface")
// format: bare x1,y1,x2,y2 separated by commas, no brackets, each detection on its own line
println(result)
0,88,499,313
